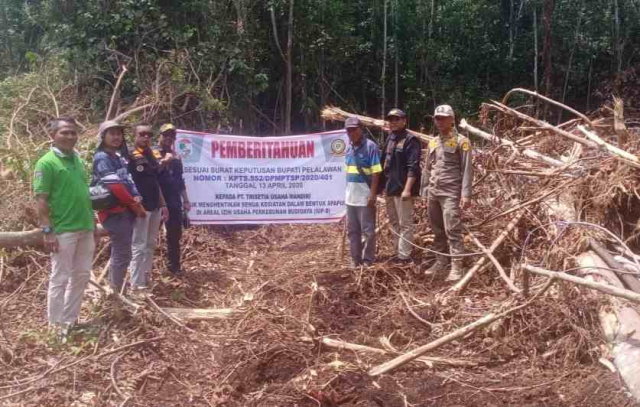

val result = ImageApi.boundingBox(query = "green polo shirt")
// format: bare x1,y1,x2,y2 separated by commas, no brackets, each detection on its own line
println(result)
33,148,94,234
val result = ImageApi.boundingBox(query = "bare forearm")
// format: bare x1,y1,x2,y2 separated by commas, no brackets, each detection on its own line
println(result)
158,186,167,207
403,176,416,193
36,195,51,227
370,174,380,197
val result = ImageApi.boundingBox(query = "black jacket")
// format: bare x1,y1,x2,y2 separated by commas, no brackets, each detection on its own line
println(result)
379,130,422,196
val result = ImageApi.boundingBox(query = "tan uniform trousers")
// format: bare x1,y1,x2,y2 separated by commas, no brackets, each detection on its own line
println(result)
427,195,465,263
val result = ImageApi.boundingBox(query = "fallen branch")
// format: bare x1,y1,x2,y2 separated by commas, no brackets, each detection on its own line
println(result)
161,307,241,320
146,297,196,333
449,211,525,294
369,277,554,376
300,337,477,367
476,178,576,227
500,88,595,128
459,119,565,168
399,291,435,328
110,352,130,402
577,125,640,167
487,101,597,148
522,264,640,304
467,228,521,294
488,100,640,169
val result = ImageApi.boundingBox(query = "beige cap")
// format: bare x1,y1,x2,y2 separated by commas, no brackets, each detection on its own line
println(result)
434,105,455,118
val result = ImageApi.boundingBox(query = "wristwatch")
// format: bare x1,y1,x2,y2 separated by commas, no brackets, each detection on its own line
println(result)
42,226,53,234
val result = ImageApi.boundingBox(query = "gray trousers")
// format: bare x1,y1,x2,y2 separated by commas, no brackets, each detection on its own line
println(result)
130,209,162,288
103,211,135,291
427,195,465,263
347,205,376,265
385,196,415,259
49,231,95,325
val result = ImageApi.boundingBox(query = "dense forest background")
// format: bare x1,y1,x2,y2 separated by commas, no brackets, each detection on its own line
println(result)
1,0,639,136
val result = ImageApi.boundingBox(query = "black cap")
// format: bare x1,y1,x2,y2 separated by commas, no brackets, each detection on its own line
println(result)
386,108,406,119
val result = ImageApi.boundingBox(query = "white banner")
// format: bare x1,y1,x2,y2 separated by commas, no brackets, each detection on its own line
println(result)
175,129,349,224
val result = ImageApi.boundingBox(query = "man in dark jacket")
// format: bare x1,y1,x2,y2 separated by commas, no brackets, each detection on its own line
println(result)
154,123,191,276
379,109,421,263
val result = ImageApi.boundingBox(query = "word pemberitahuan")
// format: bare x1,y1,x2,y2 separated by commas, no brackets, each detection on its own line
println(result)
211,140,315,159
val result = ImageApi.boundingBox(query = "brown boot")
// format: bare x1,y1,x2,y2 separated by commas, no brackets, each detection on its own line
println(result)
446,260,464,282
424,256,449,276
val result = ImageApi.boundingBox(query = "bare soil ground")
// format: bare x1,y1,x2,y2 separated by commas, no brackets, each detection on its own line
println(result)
1,221,639,407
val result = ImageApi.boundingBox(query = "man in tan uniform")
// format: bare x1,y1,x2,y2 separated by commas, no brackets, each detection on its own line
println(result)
420,105,473,281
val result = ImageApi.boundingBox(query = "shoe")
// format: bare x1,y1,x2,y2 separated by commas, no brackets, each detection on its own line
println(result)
129,287,150,302
348,261,362,270
390,256,412,265
424,257,449,276
48,323,71,344
445,261,464,282
171,269,185,277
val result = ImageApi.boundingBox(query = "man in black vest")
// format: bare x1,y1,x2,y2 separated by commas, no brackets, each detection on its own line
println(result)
379,109,421,263
128,124,168,297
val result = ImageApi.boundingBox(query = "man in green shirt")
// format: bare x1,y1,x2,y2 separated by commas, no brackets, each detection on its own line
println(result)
34,117,96,335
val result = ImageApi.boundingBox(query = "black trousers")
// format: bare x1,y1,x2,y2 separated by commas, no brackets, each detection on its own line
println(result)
166,206,183,273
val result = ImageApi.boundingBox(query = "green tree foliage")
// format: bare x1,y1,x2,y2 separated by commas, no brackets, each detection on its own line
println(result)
0,0,638,134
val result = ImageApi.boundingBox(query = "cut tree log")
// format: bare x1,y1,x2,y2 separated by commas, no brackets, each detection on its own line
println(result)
613,96,629,146
589,239,640,294
0,226,108,249
522,264,640,304
321,106,433,144
575,251,640,402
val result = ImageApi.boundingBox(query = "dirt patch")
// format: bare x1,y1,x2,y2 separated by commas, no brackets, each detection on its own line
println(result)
1,215,639,407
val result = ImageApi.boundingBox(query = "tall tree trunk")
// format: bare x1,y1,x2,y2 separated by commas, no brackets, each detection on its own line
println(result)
1,1,13,65
613,0,622,75
541,0,554,117
508,0,514,66
381,0,388,118
319,1,327,129
559,0,584,123
393,0,399,107
533,4,539,116
586,57,593,112
232,0,247,35
269,1,294,135
285,0,294,135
